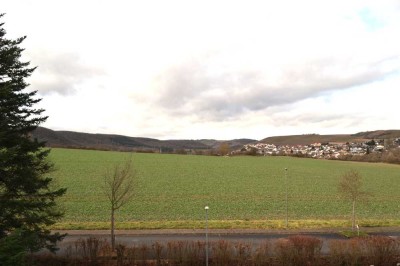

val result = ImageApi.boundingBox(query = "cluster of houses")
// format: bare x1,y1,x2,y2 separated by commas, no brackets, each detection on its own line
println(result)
237,138,400,159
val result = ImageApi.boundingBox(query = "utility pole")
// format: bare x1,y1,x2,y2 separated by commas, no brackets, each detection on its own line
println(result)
285,168,288,229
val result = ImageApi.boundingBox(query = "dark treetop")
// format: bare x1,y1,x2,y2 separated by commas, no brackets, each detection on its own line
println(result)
0,14,66,253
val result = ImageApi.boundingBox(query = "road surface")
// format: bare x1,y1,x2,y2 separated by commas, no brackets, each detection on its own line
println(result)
51,228,400,256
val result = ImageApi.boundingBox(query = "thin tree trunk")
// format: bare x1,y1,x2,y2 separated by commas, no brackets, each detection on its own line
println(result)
352,200,356,231
111,208,115,250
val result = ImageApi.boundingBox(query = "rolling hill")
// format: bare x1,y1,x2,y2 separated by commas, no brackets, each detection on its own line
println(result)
32,127,400,152
260,130,400,146
32,127,257,152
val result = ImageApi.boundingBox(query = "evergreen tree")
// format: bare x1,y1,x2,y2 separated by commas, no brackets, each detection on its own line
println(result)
0,13,66,254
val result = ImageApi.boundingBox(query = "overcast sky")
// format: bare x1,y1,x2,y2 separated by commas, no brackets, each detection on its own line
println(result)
3,0,400,140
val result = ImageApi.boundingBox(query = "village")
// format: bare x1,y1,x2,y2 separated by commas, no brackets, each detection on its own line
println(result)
238,138,400,159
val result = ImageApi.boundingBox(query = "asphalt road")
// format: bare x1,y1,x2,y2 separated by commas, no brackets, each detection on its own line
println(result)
51,228,400,256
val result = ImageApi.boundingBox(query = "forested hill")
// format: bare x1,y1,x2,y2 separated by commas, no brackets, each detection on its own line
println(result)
32,127,256,152
32,127,400,152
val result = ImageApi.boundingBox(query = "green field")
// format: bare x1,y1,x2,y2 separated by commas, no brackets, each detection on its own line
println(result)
49,148,400,229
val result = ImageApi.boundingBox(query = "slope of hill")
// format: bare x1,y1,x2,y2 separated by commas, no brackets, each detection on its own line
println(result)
351,130,400,140
32,127,257,152
198,139,257,150
260,130,400,146
33,127,400,152
32,127,210,151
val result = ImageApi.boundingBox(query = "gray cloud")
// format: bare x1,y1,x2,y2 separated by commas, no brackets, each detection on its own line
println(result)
270,112,364,128
153,54,399,121
27,51,104,95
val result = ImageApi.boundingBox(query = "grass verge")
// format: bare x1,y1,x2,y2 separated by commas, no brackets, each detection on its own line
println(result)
339,230,369,238
50,219,400,230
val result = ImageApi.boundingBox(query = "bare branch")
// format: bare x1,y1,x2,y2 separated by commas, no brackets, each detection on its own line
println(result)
338,169,372,231
102,155,135,249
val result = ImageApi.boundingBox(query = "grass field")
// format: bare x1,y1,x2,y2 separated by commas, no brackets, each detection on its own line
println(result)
49,148,400,229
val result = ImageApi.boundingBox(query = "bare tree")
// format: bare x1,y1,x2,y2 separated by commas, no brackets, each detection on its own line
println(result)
338,170,370,231
218,143,230,156
103,158,135,249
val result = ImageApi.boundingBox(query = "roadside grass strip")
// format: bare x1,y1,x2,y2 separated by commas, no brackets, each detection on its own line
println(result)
50,219,400,230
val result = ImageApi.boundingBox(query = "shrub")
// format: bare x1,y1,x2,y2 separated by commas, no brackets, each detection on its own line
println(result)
116,244,126,266
252,241,270,266
167,241,185,265
291,235,323,265
234,242,252,266
152,241,164,266
182,241,205,266
275,235,322,266
22,235,400,265
363,236,400,266
212,240,234,266
125,244,138,265
328,238,364,266
0,231,28,266
138,243,149,266
0,228,61,266
76,237,105,262
275,238,294,265
24,254,71,266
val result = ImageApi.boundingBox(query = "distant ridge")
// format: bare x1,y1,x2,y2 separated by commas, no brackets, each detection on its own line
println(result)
260,130,400,146
351,130,400,140
32,127,257,152
32,127,400,152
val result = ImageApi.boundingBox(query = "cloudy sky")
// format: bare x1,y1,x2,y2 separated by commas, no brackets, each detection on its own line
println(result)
3,0,400,140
